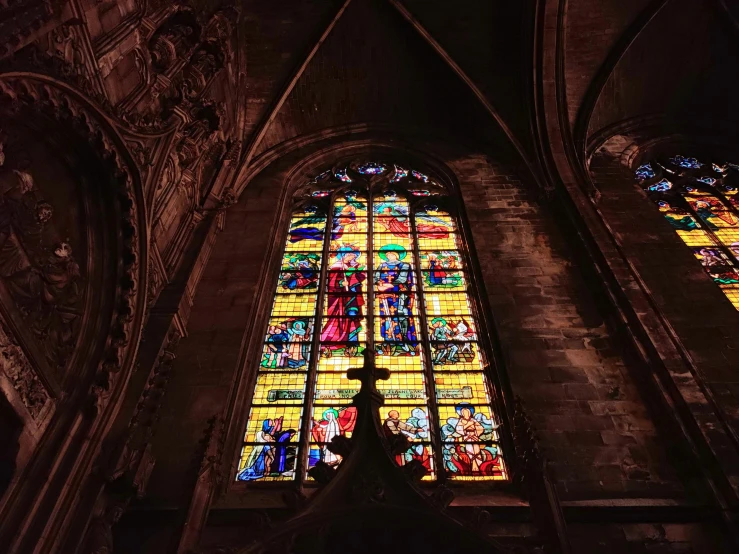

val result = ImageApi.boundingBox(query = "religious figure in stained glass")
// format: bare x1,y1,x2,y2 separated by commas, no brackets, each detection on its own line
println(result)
310,406,357,466
441,403,502,478
237,417,297,481
237,161,507,483
375,244,417,353
321,247,365,349
636,156,739,309
383,408,431,471
279,254,320,291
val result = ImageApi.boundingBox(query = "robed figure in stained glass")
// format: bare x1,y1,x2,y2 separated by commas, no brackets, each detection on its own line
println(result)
311,406,357,466
375,245,417,351
237,417,296,481
441,404,502,478
320,246,365,349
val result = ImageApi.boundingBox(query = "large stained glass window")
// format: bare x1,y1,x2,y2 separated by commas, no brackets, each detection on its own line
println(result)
236,161,506,483
636,156,739,308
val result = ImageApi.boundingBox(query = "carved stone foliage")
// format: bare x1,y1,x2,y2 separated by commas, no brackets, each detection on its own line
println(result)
0,76,146,411
176,100,224,170
0,316,50,420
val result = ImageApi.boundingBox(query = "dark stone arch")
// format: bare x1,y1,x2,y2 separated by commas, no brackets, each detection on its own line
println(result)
0,74,148,552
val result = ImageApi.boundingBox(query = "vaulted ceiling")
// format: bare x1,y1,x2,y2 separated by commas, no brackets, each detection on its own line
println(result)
231,0,739,184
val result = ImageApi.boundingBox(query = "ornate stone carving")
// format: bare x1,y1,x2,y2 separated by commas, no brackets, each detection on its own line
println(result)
0,316,50,420
0,77,145,414
0,43,108,109
175,100,224,170
0,0,61,59
0,155,84,370
149,10,201,74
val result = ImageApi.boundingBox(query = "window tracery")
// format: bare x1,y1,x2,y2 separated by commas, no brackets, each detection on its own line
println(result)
237,161,507,483
636,156,739,308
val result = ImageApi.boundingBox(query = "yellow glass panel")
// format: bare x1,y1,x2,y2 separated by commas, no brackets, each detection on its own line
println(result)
314,372,359,404
270,294,317,316
424,292,473,316
715,229,739,245
334,193,368,210
676,229,715,247
417,233,459,250
375,350,424,372
434,372,491,405
244,405,302,443
252,373,308,404
720,284,739,309
329,234,368,252
417,204,451,216
373,233,413,251
377,372,428,403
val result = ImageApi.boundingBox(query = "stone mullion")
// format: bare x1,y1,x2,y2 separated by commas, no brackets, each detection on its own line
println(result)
297,195,332,484
408,195,444,480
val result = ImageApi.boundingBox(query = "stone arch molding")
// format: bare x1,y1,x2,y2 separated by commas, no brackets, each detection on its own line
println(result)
0,74,148,518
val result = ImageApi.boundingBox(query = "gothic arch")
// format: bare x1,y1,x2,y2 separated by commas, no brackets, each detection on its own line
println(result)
585,124,739,517
222,136,517,496
0,73,149,549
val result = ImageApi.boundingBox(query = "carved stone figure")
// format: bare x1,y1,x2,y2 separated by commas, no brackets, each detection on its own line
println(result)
0,164,83,368
83,504,125,554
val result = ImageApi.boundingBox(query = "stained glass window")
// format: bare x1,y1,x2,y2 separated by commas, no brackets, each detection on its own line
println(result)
636,156,739,309
236,162,507,483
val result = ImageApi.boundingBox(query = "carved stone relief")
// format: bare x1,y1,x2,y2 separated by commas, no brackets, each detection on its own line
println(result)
0,77,145,417
0,316,50,421
0,149,84,371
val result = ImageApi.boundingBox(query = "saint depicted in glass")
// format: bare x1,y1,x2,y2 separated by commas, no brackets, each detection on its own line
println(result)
237,162,507,482
636,157,739,309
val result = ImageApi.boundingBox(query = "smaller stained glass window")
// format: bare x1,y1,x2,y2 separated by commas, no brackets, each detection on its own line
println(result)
636,155,739,309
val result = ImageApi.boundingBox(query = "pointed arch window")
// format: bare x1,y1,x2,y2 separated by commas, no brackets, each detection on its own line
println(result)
636,156,739,308
237,161,507,483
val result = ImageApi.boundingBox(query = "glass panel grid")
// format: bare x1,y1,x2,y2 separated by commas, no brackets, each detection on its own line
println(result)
240,170,506,483
641,158,739,312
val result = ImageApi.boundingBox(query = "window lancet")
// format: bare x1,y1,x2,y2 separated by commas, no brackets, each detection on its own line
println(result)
237,162,507,483
636,156,739,308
